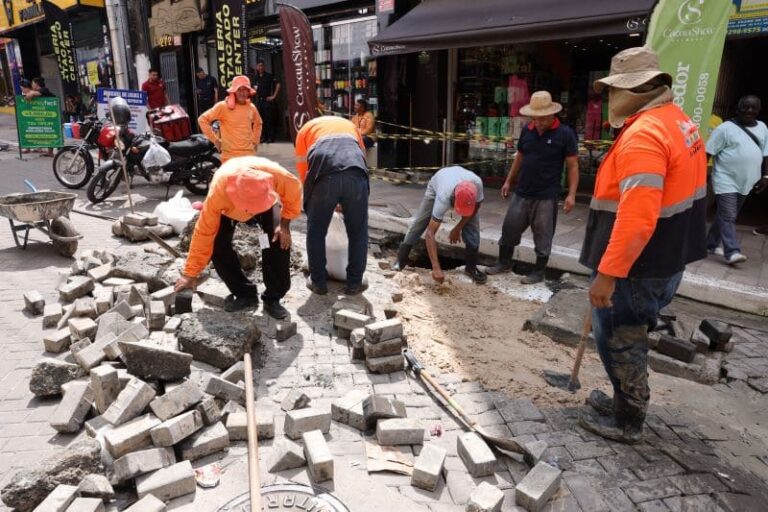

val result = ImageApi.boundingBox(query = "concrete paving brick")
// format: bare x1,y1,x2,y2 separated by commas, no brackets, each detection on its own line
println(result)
268,438,306,472
76,474,114,502
178,421,230,461
149,380,204,421
225,411,275,441
221,361,245,384
72,298,98,319
135,460,196,501
163,317,181,333
50,381,94,433
363,394,407,428
102,378,157,426
331,389,368,431
303,430,333,482
598,488,635,512
150,285,176,310
31,483,78,512
564,475,609,512
458,432,497,477
43,303,64,328
147,301,165,331
668,473,727,494
112,447,176,483
122,494,166,512
495,398,545,423
412,443,447,491
203,375,246,404
174,289,193,315
90,365,120,415
367,354,405,373
276,321,297,342
104,413,162,458
334,309,373,331
376,418,424,445
195,396,222,426
150,410,203,446
468,481,504,512
565,442,614,461
281,389,311,412
365,318,403,342
284,407,332,439
58,276,94,302
64,497,104,512
623,478,681,504
350,328,366,349
364,337,403,358
44,327,72,353
24,290,45,316
515,462,562,512
86,263,112,283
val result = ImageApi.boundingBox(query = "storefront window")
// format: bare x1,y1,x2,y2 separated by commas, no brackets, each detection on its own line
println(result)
314,17,377,117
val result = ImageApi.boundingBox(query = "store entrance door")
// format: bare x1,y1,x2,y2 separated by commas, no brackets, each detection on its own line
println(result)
159,52,180,104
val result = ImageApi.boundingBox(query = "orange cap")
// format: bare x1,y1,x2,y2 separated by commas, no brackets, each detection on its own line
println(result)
454,181,478,217
225,170,278,215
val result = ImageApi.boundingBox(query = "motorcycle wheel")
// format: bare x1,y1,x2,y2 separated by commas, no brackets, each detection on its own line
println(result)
87,165,123,204
184,154,220,196
53,146,94,189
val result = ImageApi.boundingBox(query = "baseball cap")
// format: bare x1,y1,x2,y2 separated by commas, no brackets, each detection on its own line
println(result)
454,181,478,217
225,170,278,215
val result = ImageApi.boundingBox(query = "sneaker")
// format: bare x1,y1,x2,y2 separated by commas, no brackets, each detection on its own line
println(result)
306,277,328,295
586,389,613,416
465,266,488,284
263,300,289,320
726,252,747,265
708,247,724,256
753,226,768,236
344,281,369,296
224,294,259,312
578,408,643,444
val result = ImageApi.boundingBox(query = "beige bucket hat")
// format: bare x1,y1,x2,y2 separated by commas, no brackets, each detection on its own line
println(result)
594,46,672,93
519,91,563,117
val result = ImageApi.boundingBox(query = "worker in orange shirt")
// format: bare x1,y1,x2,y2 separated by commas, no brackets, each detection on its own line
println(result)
173,156,302,319
199,75,262,162
295,116,368,296
579,47,707,443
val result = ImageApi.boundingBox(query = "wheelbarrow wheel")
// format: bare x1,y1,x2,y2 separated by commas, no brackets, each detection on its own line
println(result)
50,216,79,257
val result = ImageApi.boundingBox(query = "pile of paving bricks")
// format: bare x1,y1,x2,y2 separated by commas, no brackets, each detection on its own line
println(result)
110,213,175,243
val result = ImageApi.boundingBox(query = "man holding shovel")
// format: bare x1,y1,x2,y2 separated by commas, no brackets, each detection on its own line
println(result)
578,47,707,443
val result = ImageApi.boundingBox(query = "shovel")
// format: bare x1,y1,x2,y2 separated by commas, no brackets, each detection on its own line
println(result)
543,308,592,392
403,349,537,465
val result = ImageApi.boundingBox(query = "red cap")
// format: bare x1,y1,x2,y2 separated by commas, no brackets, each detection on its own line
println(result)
225,170,278,215
454,181,478,217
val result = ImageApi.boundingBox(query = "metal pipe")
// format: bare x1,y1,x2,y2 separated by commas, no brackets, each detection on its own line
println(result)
105,0,129,89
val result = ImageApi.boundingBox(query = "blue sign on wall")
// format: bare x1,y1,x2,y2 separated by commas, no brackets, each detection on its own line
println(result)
729,0,768,36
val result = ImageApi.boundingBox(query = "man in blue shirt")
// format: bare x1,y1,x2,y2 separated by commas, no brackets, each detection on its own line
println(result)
486,91,579,284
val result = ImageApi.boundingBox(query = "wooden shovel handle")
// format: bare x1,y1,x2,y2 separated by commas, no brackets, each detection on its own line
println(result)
569,308,593,384
244,352,261,512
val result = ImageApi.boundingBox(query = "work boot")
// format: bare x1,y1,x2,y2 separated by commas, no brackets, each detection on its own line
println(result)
485,245,514,275
521,256,548,285
464,249,487,284
224,294,259,313
263,300,289,320
344,279,369,296
306,277,328,295
586,389,613,416
392,243,412,271
578,408,643,444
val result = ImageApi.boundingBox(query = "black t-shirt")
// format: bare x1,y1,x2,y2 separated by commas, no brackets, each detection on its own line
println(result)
196,75,217,103
253,72,276,99
38,87,55,97
515,119,578,200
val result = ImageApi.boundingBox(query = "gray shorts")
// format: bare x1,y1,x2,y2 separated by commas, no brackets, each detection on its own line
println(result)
500,193,558,258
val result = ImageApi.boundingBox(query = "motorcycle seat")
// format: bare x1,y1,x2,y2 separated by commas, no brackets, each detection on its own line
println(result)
167,134,213,157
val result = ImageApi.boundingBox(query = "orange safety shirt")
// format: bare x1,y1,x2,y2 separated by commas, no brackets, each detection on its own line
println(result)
183,158,302,278
295,116,365,182
579,103,707,278
199,100,262,162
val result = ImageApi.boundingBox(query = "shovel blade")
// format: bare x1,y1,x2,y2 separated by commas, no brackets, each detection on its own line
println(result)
543,370,581,392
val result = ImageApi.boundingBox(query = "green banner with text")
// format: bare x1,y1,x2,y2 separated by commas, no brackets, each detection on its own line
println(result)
646,0,732,139
15,96,63,148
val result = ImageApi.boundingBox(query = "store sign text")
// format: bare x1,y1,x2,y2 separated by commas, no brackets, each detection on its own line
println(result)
291,26,309,130
214,2,244,88
50,21,77,83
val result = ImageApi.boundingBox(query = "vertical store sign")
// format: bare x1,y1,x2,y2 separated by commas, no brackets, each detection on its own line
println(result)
42,0,80,96
212,0,246,90
646,0,731,139
279,3,318,141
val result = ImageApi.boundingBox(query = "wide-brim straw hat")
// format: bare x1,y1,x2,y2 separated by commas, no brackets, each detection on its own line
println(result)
594,46,672,93
519,91,563,117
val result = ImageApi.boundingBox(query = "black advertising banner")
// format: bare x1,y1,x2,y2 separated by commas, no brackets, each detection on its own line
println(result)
212,0,247,90
279,3,318,141
42,0,79,97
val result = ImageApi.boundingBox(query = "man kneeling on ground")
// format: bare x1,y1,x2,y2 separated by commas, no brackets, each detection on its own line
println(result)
393,166,487,284
174,156,302,319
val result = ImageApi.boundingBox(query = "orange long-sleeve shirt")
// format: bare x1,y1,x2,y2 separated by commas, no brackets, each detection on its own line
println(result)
295,116,364,181
198,100,262,162
183,157,302,278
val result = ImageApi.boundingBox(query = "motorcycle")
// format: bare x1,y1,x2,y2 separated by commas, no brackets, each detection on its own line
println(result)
86,132,220,204
52,115,109,189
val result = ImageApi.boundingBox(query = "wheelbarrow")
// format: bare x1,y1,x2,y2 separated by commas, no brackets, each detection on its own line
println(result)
0,190,82,257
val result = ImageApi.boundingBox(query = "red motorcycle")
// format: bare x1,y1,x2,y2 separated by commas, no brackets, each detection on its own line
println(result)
52,115,122,189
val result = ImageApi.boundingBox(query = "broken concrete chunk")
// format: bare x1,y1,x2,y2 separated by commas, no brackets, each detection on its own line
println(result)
50,381,94,433
135,461,195,501
43,303,64,328
119,341,192,382
24,290,45,316
268,438,306,472
281,389,311,412
514,461,562,512
177,309,260,369
29,359,86,397
76,474,114,502
178,422,230,461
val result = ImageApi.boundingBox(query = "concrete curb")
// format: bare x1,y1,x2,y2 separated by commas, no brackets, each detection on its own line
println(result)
369,210,768,317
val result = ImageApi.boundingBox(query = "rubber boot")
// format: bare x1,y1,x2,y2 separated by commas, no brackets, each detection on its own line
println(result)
485,245,514,276
464,249,487,284
392,243,412,271
521,256,548,285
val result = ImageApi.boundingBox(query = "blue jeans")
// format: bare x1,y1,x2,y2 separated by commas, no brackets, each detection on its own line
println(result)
305,171,369,288
591,271,683,423
707,193,746,258
403,196,481,250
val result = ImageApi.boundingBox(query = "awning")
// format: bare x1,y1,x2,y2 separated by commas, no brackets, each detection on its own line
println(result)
368,0,656,56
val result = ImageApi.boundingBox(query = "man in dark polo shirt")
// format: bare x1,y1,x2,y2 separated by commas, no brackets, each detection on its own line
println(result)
486,90,579,284
142,68,169,110
195,67,218,116
250,60,281,143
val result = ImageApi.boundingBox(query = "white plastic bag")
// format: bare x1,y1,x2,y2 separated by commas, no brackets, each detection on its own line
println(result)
142,139,172,169
152,190,197,234
325,212,348,281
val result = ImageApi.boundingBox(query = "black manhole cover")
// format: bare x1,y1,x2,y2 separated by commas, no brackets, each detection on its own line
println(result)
217,483,350,511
